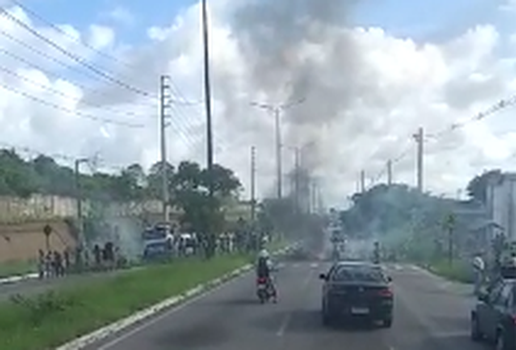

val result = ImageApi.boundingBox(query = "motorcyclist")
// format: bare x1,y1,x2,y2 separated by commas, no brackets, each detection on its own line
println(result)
256,249,277,302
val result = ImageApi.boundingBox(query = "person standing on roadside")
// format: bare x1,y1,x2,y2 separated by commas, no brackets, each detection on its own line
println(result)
38,249,45,279
472,252,485,296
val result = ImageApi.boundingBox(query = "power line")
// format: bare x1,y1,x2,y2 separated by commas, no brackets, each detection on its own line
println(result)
0,44,154,108
0,63,154,120
0,81,145,127
0,3,227,155
0,45,205,147
365,94,516,190
0,7,156,99
6,0,203,107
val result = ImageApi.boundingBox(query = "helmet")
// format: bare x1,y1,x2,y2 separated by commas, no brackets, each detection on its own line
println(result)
259,249,269,259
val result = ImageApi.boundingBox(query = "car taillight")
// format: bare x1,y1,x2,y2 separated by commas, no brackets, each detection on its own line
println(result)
377,288,393,297
257,277,267,284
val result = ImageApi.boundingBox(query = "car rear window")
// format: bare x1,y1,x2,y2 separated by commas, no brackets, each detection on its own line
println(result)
330,265,386,282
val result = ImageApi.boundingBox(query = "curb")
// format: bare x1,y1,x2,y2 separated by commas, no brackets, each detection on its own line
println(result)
55,246,292,350
0,272,39,285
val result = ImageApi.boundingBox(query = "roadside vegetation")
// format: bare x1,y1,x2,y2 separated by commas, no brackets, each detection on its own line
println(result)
339,170,504,284
0,260,36,278
424,259,473,284
0,254,252,350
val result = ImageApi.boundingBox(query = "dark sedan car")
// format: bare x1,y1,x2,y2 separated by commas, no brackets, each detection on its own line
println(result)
471,278,516,350
320,261,393,327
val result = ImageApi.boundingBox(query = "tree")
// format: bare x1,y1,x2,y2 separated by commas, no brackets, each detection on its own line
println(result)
146,161,175,200
175,161,202,192
0,148,243,235
200,164,241,197
173,162,241,234
0,149,38,197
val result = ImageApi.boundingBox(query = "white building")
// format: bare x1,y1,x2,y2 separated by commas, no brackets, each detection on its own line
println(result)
486,173,516,241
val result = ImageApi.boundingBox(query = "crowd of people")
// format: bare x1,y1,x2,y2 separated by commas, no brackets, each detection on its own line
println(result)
37,227,272,279
37,241,124,279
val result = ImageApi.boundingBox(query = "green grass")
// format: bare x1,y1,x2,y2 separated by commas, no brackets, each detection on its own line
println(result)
0,254,252,350
0,260,36,278
427,259,473,284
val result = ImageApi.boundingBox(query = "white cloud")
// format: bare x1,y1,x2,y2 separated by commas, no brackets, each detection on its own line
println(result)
105,6,135,26
500,0,516,12
1,0,516,207
87,24,115,50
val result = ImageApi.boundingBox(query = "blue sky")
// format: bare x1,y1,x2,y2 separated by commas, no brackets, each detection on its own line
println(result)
15,0,514,45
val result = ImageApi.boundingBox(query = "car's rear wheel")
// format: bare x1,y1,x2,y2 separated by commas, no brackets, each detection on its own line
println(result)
321,304,332,326
381,317,393,328
495,329,509,350
470,314,482,341
322,312,333,326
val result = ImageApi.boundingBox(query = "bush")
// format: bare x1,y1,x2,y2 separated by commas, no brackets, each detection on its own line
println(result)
0,254,251,350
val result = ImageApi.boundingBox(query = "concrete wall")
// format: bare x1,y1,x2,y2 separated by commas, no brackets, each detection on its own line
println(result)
0,194,250,263
0,195,184,223
0,220,77,263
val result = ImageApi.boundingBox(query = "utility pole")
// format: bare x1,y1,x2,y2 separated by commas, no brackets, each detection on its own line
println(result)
311,181,317,214
275,109,282,199
317,186,323,214
250,98,305,199
201,0,216,259
360,170,366,193
444,214,455,266
74,157,89,270
387,159,392,185
250,146,256,222
74,158,88,248
74,159,82,246
159,75,171,222
413,127,424,192
294,147,300,211
201,0,214,196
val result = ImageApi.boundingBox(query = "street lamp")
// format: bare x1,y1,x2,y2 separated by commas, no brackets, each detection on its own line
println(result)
250,98,305,199
74,158,90,249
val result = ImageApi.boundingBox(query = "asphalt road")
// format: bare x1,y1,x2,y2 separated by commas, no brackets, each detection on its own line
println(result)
83,259,486,350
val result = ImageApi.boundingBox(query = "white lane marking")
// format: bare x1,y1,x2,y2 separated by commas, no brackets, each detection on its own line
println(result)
96,271,252,350
293,263,299,268
276,269,314,337
310,263,318,268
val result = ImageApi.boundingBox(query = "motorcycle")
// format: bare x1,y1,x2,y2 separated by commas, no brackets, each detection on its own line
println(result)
256,277,274,303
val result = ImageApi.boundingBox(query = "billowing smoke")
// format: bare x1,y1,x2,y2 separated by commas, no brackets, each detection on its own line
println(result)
220,0,376,176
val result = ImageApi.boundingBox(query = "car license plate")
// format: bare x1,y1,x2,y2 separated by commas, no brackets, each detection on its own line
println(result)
351,307,369,315
257,284,266,290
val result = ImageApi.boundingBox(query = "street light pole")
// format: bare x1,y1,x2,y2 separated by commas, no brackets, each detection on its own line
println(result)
74,158,89,250
250,98,305,200
274,108,282,199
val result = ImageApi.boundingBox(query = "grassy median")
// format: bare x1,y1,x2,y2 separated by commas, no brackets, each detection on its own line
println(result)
426,259,473,284
0,254,253,350
0,259,36,278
